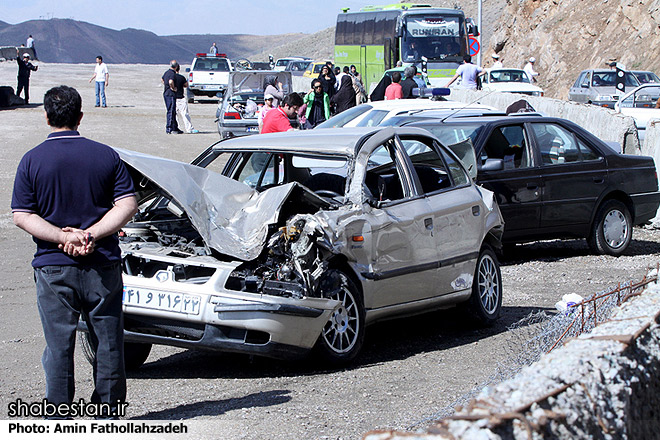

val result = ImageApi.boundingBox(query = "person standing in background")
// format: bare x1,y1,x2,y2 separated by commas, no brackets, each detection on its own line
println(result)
89,56,109,108
162,60,182,134
209,43,218,55
173,65,199,133
303,79,330,128
524,57,539,82
491,53,503,69
27,34,37,59
258,94,275,132
16,50,38,105
384,71,403,100
445,55,484,90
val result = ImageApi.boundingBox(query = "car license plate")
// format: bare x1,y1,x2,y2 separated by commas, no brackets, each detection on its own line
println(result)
246,126,259,132
123,286,201,315
202,85,220,90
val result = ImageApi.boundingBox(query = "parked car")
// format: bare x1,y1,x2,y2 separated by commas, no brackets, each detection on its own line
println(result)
80,127,504,368
315,99,498,129
386,114,660,255
631,70,660,84
274,57,311,71
481,68,544,96
216,70,293,138
569,69,641,108
285,60,312,76
303,61,331,78
615,83,660,142
186,53,233,103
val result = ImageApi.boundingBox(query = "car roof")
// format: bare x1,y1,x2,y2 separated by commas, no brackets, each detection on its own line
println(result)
212,127,435,157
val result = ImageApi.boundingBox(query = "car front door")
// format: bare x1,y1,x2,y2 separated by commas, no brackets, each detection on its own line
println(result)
475,123,542,241
356,136,441,309
398,136,485,297
529,122,607,233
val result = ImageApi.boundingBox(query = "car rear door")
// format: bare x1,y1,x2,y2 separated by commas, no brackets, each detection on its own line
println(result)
529,121,607,233
569,71,589,103
474,123,542,241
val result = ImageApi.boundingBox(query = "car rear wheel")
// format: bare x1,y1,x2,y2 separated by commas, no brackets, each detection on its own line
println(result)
79,331,152,371
587,199,632,256
466,246,502,325
314,270,365,364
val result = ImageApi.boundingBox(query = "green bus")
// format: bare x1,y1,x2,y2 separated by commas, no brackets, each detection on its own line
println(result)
334,4,477,92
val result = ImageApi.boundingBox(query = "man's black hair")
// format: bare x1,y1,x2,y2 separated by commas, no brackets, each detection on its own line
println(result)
343,66,349,73
97,55,103,61
283,92,304,108
463,55,472,63
44,86,82,129
392,71,402,83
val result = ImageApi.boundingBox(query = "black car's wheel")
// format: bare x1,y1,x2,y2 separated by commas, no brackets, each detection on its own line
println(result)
79,331,152,371
314,270,365,364
466,246,502,325
587,199,632,256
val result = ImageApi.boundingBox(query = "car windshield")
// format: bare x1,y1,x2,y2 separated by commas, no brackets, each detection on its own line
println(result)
489,70,530,83
634,71,660,84
419,122,485,147
316,105,373,128
195,58,230,71
275,59,291,67
592,71,640,87
232,73,291,94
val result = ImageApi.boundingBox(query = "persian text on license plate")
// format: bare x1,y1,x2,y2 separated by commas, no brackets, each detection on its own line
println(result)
123,287,201,315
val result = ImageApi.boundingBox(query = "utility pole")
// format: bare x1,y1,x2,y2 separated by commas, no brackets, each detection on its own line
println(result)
477,0,482,67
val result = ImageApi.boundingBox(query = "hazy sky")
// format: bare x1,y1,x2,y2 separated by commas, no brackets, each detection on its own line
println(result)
2,0,370,35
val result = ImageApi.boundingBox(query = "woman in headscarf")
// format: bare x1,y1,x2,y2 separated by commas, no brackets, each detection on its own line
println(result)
263,75,284,107
317,65,336,101
331,75,357,115
303,79,330,128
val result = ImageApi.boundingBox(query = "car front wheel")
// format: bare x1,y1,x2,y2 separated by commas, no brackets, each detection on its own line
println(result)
79,331,152,371
466,246,502,325
587,200,632,256
314,270,365,364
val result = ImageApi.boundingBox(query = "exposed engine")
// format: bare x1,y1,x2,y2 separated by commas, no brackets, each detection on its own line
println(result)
225,215,334,299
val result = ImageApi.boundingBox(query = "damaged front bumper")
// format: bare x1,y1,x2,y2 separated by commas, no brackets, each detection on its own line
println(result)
115,247,341,360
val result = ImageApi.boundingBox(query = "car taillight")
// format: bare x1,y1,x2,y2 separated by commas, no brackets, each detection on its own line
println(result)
224,112,241,120
188,72,193,83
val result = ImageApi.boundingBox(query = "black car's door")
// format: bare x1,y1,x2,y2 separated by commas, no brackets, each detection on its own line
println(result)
475,123,542,240
528,122,607,233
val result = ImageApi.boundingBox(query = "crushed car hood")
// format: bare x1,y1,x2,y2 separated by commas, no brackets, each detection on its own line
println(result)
115,148,301,261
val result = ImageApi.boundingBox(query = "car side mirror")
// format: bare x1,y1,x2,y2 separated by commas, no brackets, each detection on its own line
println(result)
479,158,504,171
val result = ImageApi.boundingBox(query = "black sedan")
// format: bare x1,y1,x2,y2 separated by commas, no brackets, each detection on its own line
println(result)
384,113,660,255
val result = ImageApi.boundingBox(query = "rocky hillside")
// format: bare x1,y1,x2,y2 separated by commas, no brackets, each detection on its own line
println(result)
488,0,660,98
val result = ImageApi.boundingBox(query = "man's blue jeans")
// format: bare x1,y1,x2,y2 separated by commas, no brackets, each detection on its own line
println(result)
163,94,178,133
34,263,126,416
95,81,106,107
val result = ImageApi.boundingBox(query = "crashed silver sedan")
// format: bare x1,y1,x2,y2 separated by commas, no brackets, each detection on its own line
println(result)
83,127,505,368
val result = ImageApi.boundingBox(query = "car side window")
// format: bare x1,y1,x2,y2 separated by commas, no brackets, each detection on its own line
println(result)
581,72,591,87
364,143,406,202
531,123,602,165
236,152,281,188
400,139,455,194
481,125,531,170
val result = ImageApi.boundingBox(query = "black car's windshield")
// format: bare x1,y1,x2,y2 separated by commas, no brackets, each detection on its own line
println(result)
316,105,373,128
416,122,485,147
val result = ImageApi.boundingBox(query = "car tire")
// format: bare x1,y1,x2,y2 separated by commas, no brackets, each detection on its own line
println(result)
79,331,152,371
587,199,632,256
313,269,365,364
466,246,502,325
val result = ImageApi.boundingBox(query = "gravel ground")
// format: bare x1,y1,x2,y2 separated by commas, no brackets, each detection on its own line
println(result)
1,62,660,439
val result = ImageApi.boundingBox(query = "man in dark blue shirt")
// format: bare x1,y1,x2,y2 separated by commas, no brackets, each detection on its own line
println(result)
12,85,138,418
162,60,182,134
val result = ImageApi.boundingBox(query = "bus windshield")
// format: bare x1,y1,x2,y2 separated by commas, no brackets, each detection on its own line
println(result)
402,14,465,62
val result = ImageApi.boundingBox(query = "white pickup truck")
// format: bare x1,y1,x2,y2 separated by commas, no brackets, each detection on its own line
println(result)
186,53,233,103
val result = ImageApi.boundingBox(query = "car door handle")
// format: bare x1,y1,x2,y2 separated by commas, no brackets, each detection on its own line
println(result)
424,218,433,230
472,205,480,216
593,177,605,184
526,183,539,190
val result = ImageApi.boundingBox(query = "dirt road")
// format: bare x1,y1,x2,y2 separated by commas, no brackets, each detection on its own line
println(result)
1,62,660,439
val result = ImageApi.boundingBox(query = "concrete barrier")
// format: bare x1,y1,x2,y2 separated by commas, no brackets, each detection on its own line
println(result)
364,275,660,439
447,89,640,155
